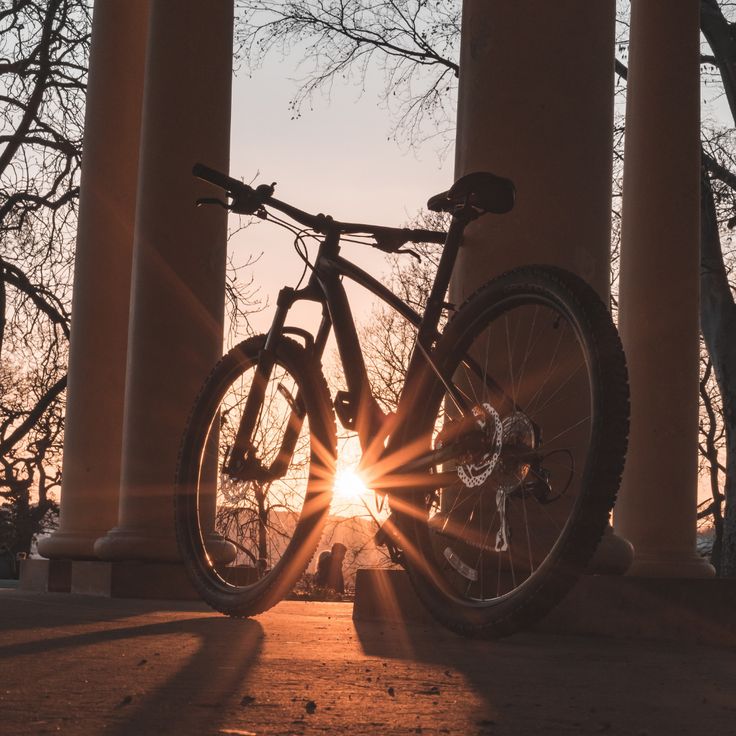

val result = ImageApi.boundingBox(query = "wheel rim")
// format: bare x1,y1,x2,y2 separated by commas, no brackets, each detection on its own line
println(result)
419,292,596,605
193,353,323,594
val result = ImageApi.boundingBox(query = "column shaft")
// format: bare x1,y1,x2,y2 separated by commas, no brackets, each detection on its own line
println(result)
452,0,616,302
614,0,714,577
452,0,633,573
94,0,234,562
38,0,149,560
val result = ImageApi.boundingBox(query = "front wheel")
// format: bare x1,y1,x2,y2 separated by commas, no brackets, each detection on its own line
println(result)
398,266,629,638
174,335,337,617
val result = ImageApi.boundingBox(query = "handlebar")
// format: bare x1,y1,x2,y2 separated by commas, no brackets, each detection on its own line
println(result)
193,163,447,251
192,163,243,193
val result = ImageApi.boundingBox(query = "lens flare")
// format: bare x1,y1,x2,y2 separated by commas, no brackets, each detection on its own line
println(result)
333,468,369,503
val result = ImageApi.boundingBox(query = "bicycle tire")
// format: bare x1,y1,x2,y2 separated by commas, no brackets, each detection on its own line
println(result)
175,335,337,617
396,265,629,638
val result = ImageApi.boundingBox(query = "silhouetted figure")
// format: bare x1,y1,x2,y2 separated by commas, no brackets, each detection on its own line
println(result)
314,542,347,593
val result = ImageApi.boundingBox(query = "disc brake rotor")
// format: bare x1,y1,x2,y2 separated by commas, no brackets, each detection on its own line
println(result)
432,406,538,561
456,403,503,488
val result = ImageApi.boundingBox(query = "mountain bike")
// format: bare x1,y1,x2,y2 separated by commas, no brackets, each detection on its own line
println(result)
174,164,629,638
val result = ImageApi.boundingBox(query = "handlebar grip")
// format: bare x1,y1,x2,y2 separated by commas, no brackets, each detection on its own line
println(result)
192,163,246,194
406,228,447,245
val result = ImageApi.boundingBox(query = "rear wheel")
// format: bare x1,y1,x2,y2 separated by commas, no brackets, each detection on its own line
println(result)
398,266,629,637
175,335,336,617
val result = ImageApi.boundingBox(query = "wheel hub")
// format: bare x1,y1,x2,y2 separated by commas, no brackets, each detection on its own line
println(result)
455,402,503,488
436,405,537,492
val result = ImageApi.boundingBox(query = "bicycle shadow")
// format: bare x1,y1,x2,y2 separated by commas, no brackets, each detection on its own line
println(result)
105,615,263,736
0,593,263,736
353,613,736,736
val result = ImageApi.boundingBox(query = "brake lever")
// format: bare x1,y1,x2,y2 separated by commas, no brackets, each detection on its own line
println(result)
196,197,229,210
397,247,421,262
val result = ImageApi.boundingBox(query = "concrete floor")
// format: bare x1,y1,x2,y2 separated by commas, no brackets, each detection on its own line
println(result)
0,589,734,736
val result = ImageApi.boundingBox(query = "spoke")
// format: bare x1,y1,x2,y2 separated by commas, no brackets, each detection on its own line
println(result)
532,495,564,535
497,540,503,597
520,477,535,575
507,531,517,590
523,317,568,414
515,305,540,404
483,323,492,404
461,359,481,408
527,360,587,419
543,414,592,447
504,314,518,405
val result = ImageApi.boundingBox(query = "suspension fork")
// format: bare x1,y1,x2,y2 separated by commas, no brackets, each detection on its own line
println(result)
225,288,331,480
267,305,331,478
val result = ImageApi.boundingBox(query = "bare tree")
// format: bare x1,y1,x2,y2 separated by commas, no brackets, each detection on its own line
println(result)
698,352,726,571
699,0,736,574
0,0,90,558
235,0,460,151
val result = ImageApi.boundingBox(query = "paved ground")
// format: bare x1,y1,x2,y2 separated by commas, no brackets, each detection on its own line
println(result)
0,590,734,736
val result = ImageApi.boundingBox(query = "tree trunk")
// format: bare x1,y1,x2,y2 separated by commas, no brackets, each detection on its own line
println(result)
700,172,736,575
699,0,736,575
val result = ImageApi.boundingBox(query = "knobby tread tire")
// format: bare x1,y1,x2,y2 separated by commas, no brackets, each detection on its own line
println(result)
398,265,630,638
174,335,337,618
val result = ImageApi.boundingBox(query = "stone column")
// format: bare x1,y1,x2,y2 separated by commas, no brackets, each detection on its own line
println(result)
451,0,632,572
94,0,233,562
38,0,149,561
452,0,617,300
614,0,714,578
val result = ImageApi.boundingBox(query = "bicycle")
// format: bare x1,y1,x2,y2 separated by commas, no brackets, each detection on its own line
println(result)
174,164,629,638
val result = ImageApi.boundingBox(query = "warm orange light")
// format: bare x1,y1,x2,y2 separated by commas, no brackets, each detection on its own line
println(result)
333,468,370,503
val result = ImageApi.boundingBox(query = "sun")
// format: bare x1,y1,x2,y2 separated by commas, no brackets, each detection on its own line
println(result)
332,468,370,504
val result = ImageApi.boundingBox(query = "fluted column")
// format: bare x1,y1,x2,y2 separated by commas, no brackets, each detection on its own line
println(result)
451,0,632,573
38,0,149,560
94,0,234,562
614,0,714,578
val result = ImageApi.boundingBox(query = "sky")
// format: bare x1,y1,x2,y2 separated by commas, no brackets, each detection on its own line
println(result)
228,56,454,337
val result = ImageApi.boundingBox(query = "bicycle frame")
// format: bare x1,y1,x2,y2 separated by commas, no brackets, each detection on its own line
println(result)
225,207,513,497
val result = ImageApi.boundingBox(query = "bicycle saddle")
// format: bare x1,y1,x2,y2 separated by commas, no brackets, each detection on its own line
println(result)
427,171,515,215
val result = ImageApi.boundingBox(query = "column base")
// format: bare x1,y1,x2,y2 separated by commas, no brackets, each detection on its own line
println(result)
625,551,715,578
71,560,200,599
19,559,72,593
18,559,203,600
94,526,235,564
586,525,634,575
352,568,736,646
36,529,111,560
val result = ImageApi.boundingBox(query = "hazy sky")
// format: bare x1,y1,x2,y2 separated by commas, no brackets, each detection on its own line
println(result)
228,56,454,336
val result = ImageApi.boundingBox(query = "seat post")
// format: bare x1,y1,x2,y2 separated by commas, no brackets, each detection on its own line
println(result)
416,213,468,351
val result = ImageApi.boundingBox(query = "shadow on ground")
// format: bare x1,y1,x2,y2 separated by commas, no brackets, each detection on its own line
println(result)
353,617,736,736
1,592,735,736
0,592,262,736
